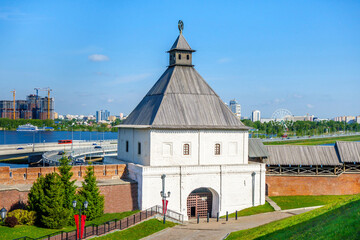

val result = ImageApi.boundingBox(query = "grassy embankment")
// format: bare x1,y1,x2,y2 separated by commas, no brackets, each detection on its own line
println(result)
94,219,176,240
221,202,274,218
0,211,138,240
270,195,352,210
263,135,360,146
226,194,360,240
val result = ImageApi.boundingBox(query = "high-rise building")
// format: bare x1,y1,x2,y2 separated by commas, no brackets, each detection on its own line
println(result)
96,110,102,122
252,110,261,122
96,110,110,122
229,99,241,118
0,93,54,120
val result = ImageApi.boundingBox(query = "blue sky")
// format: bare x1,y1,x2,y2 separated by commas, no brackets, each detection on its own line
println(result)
0,0,359,118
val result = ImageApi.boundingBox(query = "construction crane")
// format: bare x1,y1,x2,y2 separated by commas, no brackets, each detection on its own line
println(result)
10,90,15,120
34,87,53,119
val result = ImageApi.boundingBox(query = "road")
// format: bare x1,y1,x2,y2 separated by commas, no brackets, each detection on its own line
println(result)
0,140,117,159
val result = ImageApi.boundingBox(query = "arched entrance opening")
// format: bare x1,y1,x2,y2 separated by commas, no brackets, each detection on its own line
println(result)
187,188,214,218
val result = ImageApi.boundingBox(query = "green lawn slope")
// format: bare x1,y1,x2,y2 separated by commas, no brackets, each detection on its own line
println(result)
221,202,274,218
270,195,352,210
227,194,360,240
95,219,176,240
0,211,138,240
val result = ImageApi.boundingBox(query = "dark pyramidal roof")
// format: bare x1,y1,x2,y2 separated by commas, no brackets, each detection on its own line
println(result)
120,33,247,130
169,34,194,52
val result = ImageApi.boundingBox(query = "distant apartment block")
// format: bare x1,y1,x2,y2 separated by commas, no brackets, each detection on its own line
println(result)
229,99,241,118
334,116,357,123
96,110,110,122
252,110,261,122
0,94,54,120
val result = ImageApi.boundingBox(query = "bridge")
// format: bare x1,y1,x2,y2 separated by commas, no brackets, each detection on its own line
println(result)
42,144,118,165
0,140,117,160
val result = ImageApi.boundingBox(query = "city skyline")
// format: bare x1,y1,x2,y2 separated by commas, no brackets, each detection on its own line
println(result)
0,1,359,118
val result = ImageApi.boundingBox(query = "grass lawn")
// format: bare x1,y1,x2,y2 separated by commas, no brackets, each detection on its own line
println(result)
226,193,360,240
94,219,176,240
270,195,353,210
221,202,274,218
0,210,138,240
263,135,360,146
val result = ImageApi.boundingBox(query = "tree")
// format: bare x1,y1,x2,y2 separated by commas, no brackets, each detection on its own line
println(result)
28,173,70,229
40,173,70,228
58,155,77,223
78,165,104,220
27,175,45,225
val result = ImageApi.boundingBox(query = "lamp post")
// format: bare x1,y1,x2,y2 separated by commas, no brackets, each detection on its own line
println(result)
72,200,88,240
1,207,7,222
160,174,170,224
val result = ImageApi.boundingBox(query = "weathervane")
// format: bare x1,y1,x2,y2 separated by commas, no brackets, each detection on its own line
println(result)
178,20,184,34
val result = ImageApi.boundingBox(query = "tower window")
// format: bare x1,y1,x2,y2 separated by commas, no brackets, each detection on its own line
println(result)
215,144,221,155
138,142,141,155
187,55,189,60
178,54,181,60
183,144,190,155
126,141,129,152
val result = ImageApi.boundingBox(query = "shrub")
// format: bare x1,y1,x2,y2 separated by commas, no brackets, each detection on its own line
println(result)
5,216,18,228
8,209,36,225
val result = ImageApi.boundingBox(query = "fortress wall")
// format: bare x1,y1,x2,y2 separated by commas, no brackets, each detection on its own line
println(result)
266,173,360,196
0,164,126,185
0,182,138,213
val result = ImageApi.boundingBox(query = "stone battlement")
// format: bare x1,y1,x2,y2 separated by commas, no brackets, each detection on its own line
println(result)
0,164,127,185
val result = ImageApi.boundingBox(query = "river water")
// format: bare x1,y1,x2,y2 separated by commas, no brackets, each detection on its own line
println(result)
0,130,117,145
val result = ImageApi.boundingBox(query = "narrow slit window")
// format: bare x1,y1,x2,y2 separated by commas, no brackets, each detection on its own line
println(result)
215,144,221,155
187,55,189,60
126,141,129,152
138,142,141,155
178,54,181,60
183,144,190,155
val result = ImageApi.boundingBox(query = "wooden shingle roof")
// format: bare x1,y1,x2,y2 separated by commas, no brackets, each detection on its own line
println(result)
169,34,194,52
336,141,360,163
249,139,269,158
266,145,342,166
120,66,248,130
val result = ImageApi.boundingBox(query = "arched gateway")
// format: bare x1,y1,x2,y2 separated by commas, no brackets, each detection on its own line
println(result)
187,188,218,218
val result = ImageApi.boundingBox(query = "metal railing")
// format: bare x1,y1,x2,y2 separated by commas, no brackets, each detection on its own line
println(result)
13,205,184,240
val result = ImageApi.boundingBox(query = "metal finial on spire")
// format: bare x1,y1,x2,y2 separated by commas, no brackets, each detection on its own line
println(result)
178,20,184,34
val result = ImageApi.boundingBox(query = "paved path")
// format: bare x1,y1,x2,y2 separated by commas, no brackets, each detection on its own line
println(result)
266,196,281,211
143,207,319,240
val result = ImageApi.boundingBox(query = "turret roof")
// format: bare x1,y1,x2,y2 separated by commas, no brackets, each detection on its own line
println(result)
119,63,248,130
169,34,195,52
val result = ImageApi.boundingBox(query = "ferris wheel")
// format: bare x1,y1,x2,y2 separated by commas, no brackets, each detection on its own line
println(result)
271,109,293,121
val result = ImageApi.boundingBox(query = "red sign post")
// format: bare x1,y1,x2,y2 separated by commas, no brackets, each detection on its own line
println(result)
162,199,168,214
74,214,87,239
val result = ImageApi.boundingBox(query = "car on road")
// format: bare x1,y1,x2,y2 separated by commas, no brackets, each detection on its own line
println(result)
92,143,97,145
58,151,65,155
16,147,24,150
94,146,102,149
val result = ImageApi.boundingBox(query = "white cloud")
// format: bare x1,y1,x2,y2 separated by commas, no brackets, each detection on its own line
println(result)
107,98,114,103
307,104,314,108
88,54,109,62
